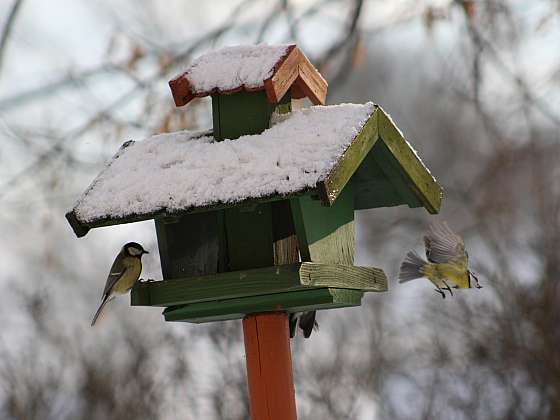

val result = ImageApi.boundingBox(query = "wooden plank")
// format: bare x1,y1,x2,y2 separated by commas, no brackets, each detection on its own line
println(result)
271,200,299,265
377,107,442,213
212,90,277,141
131,264,301,307
264,47,300,104
352,152,405,210
289,197,310,262
295,51,328,105
168,75,195,107
318,109,379,206
130,262,386,307
65,210,90,238
293,183,355,265
243,313,297,420
67,180,316,238
224,204,274,270
162,288,364,323
154,211,224,279
371,141,423,208
300,262,387,291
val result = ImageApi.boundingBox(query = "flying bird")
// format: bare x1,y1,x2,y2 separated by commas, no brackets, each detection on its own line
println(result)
398,222,481,298
91,242,149,326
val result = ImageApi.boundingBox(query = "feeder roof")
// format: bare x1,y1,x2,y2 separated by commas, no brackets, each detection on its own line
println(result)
66,103,442,237
169,44,327,107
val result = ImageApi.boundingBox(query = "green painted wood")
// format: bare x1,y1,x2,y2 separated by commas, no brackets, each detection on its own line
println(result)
131,264,301,307
212,91,290,141
68,189,316,240
154,211,226,279
162,288,364,323
224,204,274,270
130,262,386,307
289,197,310,261
371,141,423,209
291,183,355,265
318,109,379,206
352,148,405,209
377,107,442,213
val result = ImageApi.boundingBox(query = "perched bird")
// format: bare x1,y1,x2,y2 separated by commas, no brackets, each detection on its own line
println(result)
289,311,318,338
398,222,481,298
91,242,149,326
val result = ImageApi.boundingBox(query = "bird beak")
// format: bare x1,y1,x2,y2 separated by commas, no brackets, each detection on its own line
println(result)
143,250,149,254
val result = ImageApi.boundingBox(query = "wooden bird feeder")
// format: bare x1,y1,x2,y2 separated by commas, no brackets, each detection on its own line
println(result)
66,44,442,420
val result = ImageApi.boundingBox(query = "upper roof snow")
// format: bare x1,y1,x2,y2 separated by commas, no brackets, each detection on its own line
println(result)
174,44,291,93
71,103,376,227
169,44,328,107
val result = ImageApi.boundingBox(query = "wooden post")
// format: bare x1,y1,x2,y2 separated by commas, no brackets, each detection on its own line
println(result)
243,312,297,420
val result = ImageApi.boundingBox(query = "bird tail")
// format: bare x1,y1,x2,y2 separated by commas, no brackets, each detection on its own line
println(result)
91,295,111,326
299,311,318,339
398,251,428,283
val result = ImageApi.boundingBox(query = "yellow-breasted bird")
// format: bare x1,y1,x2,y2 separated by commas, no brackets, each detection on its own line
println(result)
398,222,481,298
91,242,148,326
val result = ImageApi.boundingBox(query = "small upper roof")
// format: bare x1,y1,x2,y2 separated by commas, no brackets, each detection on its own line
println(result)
66,103,442,238
169,44,327,107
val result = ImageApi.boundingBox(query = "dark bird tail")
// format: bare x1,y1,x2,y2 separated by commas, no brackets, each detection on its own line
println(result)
299,311,318,338
398,251,427,283
91,295,111,326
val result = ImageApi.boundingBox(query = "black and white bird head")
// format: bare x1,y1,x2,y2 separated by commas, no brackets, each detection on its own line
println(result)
123,242,149,257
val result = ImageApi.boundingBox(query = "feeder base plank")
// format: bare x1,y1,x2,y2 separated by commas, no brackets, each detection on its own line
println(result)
131,262,386,307
162,288,363,323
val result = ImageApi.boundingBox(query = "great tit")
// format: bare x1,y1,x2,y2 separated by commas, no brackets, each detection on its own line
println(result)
289,311,318,338
398,222,481,298
91,242,148,326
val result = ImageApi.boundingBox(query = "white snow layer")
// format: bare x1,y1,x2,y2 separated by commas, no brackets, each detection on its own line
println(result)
172,44,291,93
73,103,376,222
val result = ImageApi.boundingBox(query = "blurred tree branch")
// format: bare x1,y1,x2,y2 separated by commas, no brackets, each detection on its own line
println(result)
0,0,23,78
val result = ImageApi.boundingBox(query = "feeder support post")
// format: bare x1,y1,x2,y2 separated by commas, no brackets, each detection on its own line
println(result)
243,312,297,420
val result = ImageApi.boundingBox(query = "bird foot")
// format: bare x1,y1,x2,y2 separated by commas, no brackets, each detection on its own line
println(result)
442,280,454,296
435,289,446,299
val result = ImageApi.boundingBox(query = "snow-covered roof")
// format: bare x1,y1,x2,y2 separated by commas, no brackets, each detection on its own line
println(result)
70,103,376,230
173,44,291,94
169,44,327,106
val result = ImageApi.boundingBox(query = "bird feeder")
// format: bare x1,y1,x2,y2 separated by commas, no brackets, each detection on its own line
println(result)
66,44,442,420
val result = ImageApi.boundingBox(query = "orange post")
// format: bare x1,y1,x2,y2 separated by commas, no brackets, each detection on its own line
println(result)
242,312,297,420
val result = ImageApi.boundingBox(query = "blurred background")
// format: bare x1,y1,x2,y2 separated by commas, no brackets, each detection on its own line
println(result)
1,1,559,419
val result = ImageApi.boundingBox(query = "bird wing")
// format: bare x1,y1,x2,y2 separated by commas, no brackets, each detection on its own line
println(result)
424,222,466,264
101,252,128,297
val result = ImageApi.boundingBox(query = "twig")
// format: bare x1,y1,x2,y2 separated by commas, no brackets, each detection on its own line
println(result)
0,0,23,78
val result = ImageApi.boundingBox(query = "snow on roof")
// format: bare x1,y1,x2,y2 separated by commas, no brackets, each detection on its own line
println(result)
171,44,292,94
72,102,376,223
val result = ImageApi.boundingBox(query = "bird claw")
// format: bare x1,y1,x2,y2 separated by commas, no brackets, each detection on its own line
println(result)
469,271,482,288
435,289,446,299
442,280,454,296
140,278,156,283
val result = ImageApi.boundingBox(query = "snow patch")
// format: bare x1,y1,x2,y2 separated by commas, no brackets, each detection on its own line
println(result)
172,44,291,93
73,103,376,222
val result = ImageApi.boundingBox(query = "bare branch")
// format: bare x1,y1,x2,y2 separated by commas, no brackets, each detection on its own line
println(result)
0,0,23,78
